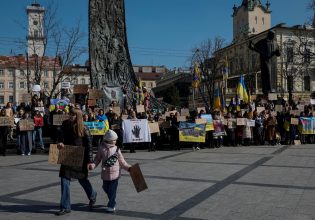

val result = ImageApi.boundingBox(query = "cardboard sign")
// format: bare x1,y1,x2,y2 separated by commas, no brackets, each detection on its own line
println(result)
177,116,187,122
136,105,145,113
180,108,190,116
290,110,298,116
256,107,265,114
236,118,246,126
129,163,148,193
148,122,160,134
88,89,104,99
247,119,255,127
73,84,89,94
112,106,121,115
87,99,96,106
61,82,71,89
297,105,305,110
19,119,34,131
311,99,315,105
0,117,13,126
268,93,277,100
121,115,129,120
294,140,301,145
195,118,207,124
275,105,283,112
19,93,32,103
48,144,85,167
53,114,70,126
197,107,206,114
291,118,299,125
227,119,237,129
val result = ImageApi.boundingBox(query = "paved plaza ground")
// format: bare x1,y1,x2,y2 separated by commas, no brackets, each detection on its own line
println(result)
1,144,315,219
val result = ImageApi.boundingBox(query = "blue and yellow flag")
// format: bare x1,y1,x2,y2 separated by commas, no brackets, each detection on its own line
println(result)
237,75,249,104
223,56,229,80
192,63,201,88
213,87,221,110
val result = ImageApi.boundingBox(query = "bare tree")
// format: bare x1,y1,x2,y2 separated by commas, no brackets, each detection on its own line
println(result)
189,37,225,109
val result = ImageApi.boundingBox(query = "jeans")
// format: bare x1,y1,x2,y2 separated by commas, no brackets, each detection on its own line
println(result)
60,177,96,210
102,179,119,208
33,127,44,148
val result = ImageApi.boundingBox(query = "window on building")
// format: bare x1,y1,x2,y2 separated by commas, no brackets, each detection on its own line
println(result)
73,79,78,85
287,47,294,63
20,70,25,76
255,16,258,24
44,70,49,77
262,17,265,25
8,70,14,76
19,82,25,89
81,78,86,84
142,82,146,87
0,69,3,76
0,82,4,89
304,75,311,91
0,96,4,104
150,82,153,88
304,48,311,63
44,82,49,89
8,82,14,89
287,76,294,92
9,95,14,103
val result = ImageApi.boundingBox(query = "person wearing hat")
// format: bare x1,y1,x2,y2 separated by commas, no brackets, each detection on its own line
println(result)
88,129,131,213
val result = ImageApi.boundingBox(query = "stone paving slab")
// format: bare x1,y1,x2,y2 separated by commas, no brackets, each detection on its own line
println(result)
1,144,315,219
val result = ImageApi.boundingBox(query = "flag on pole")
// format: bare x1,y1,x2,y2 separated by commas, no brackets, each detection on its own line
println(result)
192,63,201,88
223,56,229,80
213,87,221,110
237,75,249,104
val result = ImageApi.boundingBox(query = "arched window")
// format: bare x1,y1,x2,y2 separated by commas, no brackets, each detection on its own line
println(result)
81,78,86,84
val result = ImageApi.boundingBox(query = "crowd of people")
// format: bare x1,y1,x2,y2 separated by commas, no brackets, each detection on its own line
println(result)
0,94,314,157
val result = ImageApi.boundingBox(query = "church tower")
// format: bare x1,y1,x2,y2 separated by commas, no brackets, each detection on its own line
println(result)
26,2,45,56
232,0,271,42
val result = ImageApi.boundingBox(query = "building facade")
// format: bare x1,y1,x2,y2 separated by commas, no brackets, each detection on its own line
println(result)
133,65,167,91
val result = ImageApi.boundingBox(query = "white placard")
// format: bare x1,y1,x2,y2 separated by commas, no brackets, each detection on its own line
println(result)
61,82,71,89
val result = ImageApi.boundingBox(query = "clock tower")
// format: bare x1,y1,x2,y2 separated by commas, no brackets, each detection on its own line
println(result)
232,0,271,42
27,2,45,56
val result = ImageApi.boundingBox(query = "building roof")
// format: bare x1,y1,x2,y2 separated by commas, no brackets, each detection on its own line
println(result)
233,0,270,16
136,72,165,81
0,55,60,69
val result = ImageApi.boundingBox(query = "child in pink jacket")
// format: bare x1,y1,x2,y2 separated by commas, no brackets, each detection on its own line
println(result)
88,129,131,213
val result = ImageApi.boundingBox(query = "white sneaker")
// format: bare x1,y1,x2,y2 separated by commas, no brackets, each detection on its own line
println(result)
27,152,31,156
105,207,116,213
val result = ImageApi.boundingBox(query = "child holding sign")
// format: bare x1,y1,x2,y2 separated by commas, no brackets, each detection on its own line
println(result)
88,130,131,213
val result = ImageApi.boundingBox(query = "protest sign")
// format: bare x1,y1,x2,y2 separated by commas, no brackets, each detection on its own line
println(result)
297,105,305,110
53,115,70,126
129,163,148,193
19,119,34,131
19,93,32,103
88,89,104,99
300,117,315,134
0,117,13,126
148,122,160,134
84,121,108,135
136,105,145,113
180,108,190,116
48,144,85,167
112,106,121,115
256,107,265,114
227,119,237,129
177,116,187,122
294,140,301,145
236,118,246,126
290,110,298,116
73,84,89,94
87,99,96,106
34,107,45,112
195,118,207,124
311,99,315,105
200,114,214,131
61,82,71,89
247,119,255,127
268,93,277,100
290,118,299,125
213,120,225,137
122,119,151,143
179,122,206,143
275,105,283,112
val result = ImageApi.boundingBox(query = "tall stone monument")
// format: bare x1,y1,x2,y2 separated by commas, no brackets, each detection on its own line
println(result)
89,0,138,108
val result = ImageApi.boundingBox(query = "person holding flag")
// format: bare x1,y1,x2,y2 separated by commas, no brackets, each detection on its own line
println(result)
237,75,249,104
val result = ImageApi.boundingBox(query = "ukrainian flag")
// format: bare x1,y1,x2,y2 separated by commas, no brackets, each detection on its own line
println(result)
192,63,201,88
237,75,249,104
213,87,221,110
223,56,229,80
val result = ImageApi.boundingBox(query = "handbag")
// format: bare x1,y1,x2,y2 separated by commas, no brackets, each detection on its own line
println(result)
102,147,119,167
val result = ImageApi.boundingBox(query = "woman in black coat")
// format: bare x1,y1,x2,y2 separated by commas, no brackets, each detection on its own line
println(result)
55,109,97,216
0,109,9,156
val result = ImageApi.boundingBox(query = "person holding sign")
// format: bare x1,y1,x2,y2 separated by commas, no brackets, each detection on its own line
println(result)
17,111,34,156
0,109,9,156
88,130,131,213
55,109,97,216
